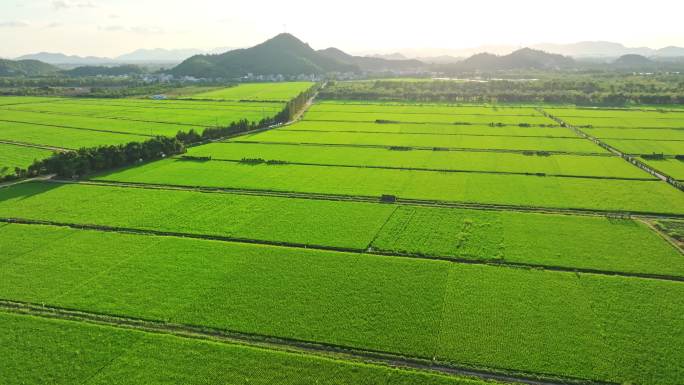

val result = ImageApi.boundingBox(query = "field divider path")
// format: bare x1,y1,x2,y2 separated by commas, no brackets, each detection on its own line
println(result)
229,140,612,157
46,178,684,220
0,118,157,138
0,299,620,385
46,100,282,113
0,139,71,152
304,118,561,128
538,108,684,192
279,128,583,139
2,216,682,282
196,158,657,181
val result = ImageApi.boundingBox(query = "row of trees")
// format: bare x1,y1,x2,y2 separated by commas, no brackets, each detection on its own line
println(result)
7,82,320,181
319,76,684,105
20,137,184,179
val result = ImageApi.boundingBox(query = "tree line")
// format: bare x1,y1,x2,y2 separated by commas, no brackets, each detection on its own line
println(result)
319,75,684,105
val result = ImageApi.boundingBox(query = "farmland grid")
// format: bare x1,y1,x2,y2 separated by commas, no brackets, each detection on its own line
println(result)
1,92,684,385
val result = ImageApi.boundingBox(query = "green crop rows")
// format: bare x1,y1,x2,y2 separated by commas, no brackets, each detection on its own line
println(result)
187,142,647,178
543,106,684,181
287,120,572,137
0,182,393,249
186,82,314,101
3,96,684,385
95,158,684,214
0,95,286,176
642,157,684,180
0,182,681,276
1,312,483,385
0,120,148,149
239,130,605,153
0,223,681,385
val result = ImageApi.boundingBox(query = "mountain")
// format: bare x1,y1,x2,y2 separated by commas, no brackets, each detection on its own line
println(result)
417,55,463,64
317,47,424,72
655,46,684,57
16,52,111,65
0,59,59,76
367,53,408,61
173,33,377,78
613,54,654,68
115,48,207,62
533,41,684,58
64,64,146,77
449,48,574,71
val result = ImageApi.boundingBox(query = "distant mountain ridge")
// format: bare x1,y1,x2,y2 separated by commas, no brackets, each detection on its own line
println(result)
0,59,59,76
532,41,684,58
16,52,112,65
16,48,236,66
448,48,575,71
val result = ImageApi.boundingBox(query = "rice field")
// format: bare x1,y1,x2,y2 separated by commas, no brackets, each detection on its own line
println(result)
603,138,684,155
185,82,314,101
286,120,571,137
641,157,684,180
2,312,482,385
0,183,680,275
3,95,683,385
237,129,605,153
94,158,684,214
0,223,681,385
187,142,648,178
0,120,148,149
0,95,286,176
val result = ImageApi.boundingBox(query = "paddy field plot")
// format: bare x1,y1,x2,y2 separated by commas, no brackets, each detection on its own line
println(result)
0,109,189,137
311,102,544,116
1,182,680,275
94,158,684,214
238,130,604,153
1,182,681,275
545,107,684,129
0,120,148,149
1,99,282,127
1,312,482,385
185,82,314,101
0,223,681,385
187,142,647,178
370,205,684,276
0,95,286,176
304,110,554,125
640,157,684,180
585,127,684,141
286,120,575,137
0,182,393,249
601,138,684,155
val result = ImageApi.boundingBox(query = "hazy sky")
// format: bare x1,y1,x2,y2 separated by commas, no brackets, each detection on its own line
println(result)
1,0,683,57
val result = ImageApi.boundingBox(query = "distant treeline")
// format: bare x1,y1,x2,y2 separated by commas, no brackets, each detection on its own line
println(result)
0,77,233,97
319,75,684,105
6,83,320,180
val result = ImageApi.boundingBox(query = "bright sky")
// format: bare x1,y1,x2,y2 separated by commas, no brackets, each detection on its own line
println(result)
1,0,683,57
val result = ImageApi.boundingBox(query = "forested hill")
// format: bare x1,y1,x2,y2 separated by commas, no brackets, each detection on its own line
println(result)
171,33,357,78
442,48,575,72
0,59,59,77
171,33,425,78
